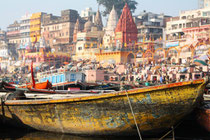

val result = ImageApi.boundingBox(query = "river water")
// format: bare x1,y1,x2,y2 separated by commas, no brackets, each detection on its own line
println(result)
0,115,209,140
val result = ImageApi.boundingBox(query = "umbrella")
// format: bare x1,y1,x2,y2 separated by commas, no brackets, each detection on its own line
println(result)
193,59,208,66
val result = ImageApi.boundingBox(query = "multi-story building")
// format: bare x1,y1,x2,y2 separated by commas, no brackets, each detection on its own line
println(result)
135,11,171,42
30,12,46,43
199,0,210,9
7,21,21,44
42,9,79,53
19,13,31,47
166,8,210,42
73,12,104,60
0,29,6,42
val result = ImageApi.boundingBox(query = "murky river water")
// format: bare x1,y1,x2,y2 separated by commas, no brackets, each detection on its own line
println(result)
0,114,209,140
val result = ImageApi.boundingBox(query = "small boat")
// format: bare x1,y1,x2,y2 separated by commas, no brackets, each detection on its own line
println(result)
0,79,207,136
197,100,210,132
18,80,52,89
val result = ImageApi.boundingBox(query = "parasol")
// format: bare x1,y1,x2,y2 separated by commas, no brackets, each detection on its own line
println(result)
193,59,208,66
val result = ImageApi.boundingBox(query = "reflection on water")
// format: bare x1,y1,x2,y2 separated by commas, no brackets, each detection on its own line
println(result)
0,117,210,140
0,125,140,140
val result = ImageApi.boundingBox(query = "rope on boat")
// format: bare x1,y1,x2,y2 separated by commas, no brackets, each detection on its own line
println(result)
125,90,143,140
159,121,183,140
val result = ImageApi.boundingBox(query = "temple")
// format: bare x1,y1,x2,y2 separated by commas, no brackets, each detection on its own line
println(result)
96,3,138,64
103,6,119,50
115,3,138,48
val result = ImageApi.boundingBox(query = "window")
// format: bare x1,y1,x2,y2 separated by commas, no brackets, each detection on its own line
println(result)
70,74,76,81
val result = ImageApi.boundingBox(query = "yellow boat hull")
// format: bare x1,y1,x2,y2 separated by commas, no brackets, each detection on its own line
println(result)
0,79,206,135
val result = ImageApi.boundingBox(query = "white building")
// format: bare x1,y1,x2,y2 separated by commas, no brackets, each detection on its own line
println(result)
0,41,18,70
19,13,31,49
103,6,118,51
80,7,96,23
0,29,6,42
166,7,210,40
199,0,210,9
135,10,170,41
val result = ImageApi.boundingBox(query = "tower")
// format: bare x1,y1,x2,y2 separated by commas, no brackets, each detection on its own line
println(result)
94,10,103,31
115,3,138,49
105,5,118,36
103,5,119,50
73,19,81,43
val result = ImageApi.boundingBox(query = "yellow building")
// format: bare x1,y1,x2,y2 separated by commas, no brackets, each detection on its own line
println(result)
95,51,135,65
30,12,46,43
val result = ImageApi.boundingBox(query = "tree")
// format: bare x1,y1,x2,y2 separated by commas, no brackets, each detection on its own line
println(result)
96,0,138,17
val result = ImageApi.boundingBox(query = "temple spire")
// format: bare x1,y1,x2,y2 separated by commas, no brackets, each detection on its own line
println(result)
94,7,103,31
115,3,137,45
73,18,81,42
105,5,118,36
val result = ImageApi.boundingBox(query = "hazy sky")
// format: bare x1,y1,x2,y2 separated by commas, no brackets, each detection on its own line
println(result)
0,0,198,30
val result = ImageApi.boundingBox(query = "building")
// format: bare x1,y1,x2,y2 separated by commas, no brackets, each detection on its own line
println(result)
166,8,210,42
199,0,210,9
115,3,138,49
42,9,79,53
103,6,119,50
0,29,6,42
19,13,31,48
73,17,104,60
7,21,21,44
134,11,170,42
38,70,85,85
30,12,46,43
0,41,18,71
96,3,138,64
80,7,96,21
23,37,70,69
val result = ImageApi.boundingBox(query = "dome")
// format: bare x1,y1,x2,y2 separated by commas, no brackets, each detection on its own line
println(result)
84,19,93,32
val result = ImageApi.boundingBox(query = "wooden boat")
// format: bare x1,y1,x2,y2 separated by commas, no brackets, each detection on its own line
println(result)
197,100,210,132
18,80,52,89
17,61,52,90
0,79,207,136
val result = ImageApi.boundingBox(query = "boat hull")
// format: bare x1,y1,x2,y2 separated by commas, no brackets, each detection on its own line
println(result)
0,79,206,136
18,80,52,89
197,101,210,132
